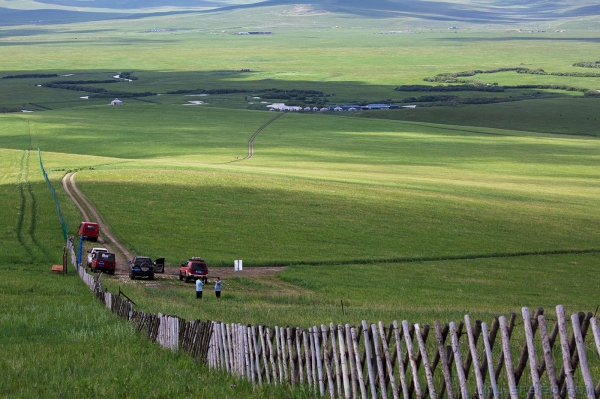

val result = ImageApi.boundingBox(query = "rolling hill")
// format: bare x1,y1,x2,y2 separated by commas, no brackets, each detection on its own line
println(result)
1,0,599,26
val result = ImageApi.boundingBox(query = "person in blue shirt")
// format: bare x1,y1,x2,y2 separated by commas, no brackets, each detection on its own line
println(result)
196,278,203,299
214,277,222,298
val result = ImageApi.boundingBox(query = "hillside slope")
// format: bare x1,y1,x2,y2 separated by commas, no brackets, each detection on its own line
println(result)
1,0,598,26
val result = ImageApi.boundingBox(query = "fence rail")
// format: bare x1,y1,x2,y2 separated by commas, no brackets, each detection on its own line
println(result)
67,239,600,398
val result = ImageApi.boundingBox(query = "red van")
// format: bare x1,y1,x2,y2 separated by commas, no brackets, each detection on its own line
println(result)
90,251,116,275
78,222,99,241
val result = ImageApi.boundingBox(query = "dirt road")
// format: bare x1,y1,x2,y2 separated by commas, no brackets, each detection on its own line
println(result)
62,172,286,279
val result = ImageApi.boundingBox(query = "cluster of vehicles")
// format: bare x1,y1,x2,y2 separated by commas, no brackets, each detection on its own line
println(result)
80,221,209,281
86,247,207,282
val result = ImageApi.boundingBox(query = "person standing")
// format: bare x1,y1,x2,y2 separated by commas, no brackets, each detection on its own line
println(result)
214,277,222,298
196,278,203,299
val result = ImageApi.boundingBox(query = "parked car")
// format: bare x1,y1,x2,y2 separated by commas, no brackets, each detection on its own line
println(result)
179,257,209,283
129,256,155,280
90,251,116,275
78,222,99,241
87,247,108,267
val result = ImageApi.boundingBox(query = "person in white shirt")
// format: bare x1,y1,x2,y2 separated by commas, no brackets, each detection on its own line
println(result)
196,278,203,299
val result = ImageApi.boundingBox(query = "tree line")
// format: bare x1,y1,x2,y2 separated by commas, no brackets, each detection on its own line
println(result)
424,67,600,83
572,61,600,68
2,73,59,79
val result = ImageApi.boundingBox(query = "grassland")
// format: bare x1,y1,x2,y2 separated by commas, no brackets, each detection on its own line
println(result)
1,4,600,397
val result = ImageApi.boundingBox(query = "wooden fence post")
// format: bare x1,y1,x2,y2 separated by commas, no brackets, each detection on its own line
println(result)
252,325,263,387
296,327,304,385
280,326,289,383
303,328,313,389
403,320,423,399
361,320,378,399
321,324,336,399
481,322,499,399
351,325,368,399
393,320,410,399
591,317,600,360
287,327,296,386
556,305,576,399
370,323,388,398
266,326,278,384
465,315,484,399
499,316,518,399
330,323,342,398
345,324,359,399
450,321,469,399
521,308,542,399
314,326,326,397
378,321,399,399
415,323,436,399
259,325,271,384
538,315,560,399
571,313,595,399
434,321,454,399
338,325,351,399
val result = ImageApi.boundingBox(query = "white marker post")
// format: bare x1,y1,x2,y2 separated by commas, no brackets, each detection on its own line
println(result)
234,260,243,271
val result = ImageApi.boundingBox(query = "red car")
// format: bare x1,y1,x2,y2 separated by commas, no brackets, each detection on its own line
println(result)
78,222,99,241
179,257,209,283
90,251,116,275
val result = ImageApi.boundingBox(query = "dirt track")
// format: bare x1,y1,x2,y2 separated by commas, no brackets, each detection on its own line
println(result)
62,172,286,279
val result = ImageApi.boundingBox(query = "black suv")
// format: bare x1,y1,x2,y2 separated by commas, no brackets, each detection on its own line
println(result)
129,256,155,280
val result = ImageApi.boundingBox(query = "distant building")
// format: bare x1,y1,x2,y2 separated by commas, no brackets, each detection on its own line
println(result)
266,102,302,112
366,104,389,110
328,104,361,111
109,98,124,106
236,31,272,35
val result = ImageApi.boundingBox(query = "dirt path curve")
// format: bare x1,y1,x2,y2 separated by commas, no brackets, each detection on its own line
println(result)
62,172,133,272
62,172,287,278
231,112,285,163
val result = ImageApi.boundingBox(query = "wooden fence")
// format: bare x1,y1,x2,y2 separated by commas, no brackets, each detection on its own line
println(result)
67,240,600,398
207,310,600,399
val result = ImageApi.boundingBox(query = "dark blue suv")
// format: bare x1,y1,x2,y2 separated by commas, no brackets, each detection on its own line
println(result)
129,256,155,280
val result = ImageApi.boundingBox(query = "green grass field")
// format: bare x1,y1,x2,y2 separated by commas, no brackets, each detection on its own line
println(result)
1,3,600,396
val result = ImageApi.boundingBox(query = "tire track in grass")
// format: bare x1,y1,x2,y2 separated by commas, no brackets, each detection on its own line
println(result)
16,151,50,260
25,150,52,260
16,151,35,259
230,112,285,163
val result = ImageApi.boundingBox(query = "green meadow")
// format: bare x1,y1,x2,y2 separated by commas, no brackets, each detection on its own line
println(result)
1,3,600,396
